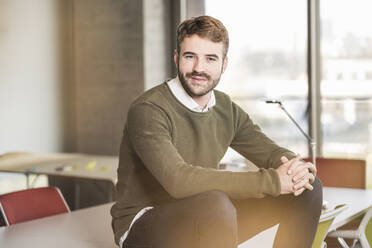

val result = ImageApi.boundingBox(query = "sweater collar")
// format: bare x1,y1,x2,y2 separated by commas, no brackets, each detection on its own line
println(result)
167,77,216,112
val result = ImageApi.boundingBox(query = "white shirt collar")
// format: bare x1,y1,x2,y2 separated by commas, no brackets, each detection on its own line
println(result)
167,77,216,112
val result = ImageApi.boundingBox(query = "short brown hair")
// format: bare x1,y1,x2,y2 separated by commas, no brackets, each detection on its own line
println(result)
176,15,229,59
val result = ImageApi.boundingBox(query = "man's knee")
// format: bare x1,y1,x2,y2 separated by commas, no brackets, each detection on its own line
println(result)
197,190,236,214
312,176,323,192
309,177,323,201
196,190,237,226
194,190,237,246
301,177,323,211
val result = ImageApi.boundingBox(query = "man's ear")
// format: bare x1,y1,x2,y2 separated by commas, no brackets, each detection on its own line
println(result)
174,49,179,68
222,56,228,74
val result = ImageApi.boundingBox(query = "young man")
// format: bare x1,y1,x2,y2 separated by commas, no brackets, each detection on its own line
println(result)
111,15,322,248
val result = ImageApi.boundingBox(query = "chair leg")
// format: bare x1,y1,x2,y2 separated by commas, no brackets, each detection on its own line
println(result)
357,236,369,248
338,237,351,248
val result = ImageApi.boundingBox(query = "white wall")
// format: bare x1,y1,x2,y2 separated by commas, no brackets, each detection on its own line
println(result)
0,0,173,156
0,0,72,154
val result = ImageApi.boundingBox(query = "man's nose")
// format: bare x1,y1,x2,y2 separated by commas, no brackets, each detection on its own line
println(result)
192,58,205,72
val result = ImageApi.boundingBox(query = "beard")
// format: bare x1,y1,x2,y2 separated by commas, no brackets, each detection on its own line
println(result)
177,68,222,98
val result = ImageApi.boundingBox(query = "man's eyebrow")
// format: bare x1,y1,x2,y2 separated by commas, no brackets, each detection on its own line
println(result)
182,51,196,56
182,51,220,59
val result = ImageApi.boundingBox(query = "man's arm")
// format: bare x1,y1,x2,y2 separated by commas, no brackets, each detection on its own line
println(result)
126,102,282,199
229,103,316,195
229,102,296,169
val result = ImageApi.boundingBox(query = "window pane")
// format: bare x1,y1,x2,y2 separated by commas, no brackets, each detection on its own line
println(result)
320,0,372,158
205,0,309,163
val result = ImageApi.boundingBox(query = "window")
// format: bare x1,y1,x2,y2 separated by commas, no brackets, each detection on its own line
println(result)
320,0,372,158
205,0,309,162
201,0,372,161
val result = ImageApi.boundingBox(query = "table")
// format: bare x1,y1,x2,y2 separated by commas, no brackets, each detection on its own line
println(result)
0,152,118,183
1,187,371,248
0,203,116,248
324,187,372,230
0,152,119,209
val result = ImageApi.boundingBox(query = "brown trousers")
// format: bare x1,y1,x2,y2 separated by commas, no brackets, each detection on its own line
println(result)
122,177,323,248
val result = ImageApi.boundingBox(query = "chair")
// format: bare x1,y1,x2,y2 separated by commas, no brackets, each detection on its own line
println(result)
312,204,348,248
327,206,372,248
0,186,70,226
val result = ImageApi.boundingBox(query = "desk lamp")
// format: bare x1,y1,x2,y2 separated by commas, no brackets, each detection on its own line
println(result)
265,99,316,168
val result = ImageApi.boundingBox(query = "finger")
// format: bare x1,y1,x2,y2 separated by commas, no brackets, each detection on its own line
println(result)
293,177,309,190
292,168,309,183
304,182,313,191
287,154,302,175
306,162,317,174
308,173,315,184
292,162,314,179
294,187,305,196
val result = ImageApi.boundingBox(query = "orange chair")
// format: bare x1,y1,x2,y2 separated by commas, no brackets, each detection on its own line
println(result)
0,187,70,226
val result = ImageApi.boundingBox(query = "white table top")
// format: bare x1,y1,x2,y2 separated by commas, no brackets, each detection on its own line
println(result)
0,152,118,183
0,203,116,248
324,187,372,230
1,187,371,247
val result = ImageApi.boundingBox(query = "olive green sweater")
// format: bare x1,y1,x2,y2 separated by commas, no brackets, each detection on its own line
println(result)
110,82,295,244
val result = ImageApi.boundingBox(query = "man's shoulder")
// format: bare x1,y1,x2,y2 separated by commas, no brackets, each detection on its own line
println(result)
214,89,231,102
213,89,235,110
132,82,169,106
213,90,248,119
128,81,176,118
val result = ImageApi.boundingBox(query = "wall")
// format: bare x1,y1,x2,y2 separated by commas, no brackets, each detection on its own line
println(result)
73,0,146,155
0,0,73,154
0,0,173,156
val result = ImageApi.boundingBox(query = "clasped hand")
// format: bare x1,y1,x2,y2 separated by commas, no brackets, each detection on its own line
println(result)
275,154,316,196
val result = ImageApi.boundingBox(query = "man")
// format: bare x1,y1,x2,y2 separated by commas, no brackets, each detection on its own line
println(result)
111,15,322,248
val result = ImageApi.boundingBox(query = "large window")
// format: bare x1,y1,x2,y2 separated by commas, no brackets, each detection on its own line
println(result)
202,0,372,161
320,0,372,158
205,0,309,162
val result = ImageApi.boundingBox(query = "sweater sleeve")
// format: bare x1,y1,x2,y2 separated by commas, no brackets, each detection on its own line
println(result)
230,102,296,169
126,102,282,199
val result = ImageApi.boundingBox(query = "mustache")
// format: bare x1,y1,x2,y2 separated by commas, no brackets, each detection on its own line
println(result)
185,71,211,80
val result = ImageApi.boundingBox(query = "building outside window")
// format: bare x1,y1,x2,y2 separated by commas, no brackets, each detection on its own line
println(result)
203,0,372,162
320,0,372,158
205,0,309,163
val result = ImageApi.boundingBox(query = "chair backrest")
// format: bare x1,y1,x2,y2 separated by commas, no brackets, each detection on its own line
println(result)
312,204,348,248
0,187,70,225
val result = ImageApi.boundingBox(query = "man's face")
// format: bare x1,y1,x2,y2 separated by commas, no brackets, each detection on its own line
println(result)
175,34,228,98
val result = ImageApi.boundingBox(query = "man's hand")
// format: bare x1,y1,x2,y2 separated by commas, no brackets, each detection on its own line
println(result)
280,155,316,196
275,155,301,195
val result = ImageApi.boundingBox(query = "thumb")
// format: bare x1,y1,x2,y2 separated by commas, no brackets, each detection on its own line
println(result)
281,156,289,164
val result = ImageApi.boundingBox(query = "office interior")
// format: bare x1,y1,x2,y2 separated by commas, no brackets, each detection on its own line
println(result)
1,0,372,247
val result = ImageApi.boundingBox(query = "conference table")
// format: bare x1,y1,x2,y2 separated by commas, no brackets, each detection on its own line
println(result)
0,203,116,248
323,187,372,230
1,187,372,248
0,152,118,184
0,152,119,209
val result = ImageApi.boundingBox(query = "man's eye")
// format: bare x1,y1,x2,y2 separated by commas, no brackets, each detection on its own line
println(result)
207,57,217,62
185,55,194,59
